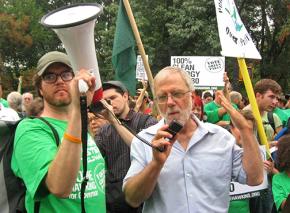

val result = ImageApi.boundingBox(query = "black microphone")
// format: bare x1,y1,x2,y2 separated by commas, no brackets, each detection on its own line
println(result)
130,120,183,152
165,120,183,140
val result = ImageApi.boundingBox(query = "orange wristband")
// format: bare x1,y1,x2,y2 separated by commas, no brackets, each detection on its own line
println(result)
63,133,82,144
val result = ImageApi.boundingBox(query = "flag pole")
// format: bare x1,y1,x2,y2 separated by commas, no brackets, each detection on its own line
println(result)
122,0,154,95
237,58,271,159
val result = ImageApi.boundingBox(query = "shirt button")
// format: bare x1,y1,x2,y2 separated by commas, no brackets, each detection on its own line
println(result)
186,173,191,177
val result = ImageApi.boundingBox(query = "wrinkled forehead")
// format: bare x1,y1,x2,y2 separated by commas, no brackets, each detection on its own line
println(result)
154,71,185,91
23,93,33,98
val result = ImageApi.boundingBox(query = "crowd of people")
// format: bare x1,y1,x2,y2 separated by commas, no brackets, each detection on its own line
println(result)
1,51,290,213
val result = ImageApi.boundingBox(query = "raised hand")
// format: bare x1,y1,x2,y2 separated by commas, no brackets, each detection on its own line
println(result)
215,90,252,131
97,99,121,125
70,69,96,108
141,80,148,90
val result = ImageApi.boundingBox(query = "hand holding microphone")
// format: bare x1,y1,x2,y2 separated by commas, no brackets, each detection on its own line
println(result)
151,120,183,164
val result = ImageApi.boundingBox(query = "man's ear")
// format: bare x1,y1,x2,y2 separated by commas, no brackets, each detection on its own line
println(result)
123,91,129,100
256,92,262,99
191,91,196,106
191,91,196,100
39,86,43,97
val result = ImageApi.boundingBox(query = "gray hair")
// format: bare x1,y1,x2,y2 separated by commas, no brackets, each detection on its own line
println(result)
22,92,33,100
153,66,195,96
7,91,22,112
229,91,242,103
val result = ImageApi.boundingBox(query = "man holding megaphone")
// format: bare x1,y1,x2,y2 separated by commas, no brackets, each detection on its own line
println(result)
11,51,106,213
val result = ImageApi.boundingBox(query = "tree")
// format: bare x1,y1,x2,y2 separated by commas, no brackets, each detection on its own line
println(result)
0,0,288,94
237,0,290,91
0,13,32,71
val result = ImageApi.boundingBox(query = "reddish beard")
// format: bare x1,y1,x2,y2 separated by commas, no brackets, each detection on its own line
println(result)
43,90,72,107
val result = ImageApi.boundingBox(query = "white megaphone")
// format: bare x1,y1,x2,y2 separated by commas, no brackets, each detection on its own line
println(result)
41,3,103,104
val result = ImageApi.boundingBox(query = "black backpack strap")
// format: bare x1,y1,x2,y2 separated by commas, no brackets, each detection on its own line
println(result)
37,117,60,146
136,114,150,133
267,112,276,134
32,117,60,212
286,117,290,134
34,201,40,213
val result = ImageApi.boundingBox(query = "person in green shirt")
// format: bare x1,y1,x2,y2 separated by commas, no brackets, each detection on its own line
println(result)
286,94,290,109
285,109,290,116
274,95,290,127
272,134,290,212
243,79,282,213
0,98,8,107
11,51,105,213
204,95,238,127
273,107,289,127
0,81,9,107
204,72,238,128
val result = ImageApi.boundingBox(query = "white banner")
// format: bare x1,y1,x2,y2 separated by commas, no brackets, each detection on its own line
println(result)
214,0,261,59
171,56,225,90
136,55,148,81
230,146,268,200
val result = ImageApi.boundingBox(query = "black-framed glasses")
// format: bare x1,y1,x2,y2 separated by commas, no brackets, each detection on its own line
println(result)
155,91,191,104
42,71,74,84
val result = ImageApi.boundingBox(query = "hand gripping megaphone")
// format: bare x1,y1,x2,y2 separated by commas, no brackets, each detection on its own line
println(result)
41,3,103,105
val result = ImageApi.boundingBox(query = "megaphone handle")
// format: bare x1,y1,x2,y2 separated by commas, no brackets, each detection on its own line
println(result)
78,79,89,93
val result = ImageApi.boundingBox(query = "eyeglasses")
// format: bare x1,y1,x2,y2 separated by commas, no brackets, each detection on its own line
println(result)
42,71,74,84
155,91,191,104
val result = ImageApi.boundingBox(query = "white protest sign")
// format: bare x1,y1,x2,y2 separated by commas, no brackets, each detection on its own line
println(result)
214,0,261,59
136,55,148,81
230,146,268,200
171,56,225,90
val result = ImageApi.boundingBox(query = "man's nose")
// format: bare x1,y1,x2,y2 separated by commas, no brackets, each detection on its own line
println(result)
166,95,175,105
55,75,65,83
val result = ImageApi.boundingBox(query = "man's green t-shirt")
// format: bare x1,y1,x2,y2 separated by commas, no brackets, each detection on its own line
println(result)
273,107,289,127
204,101,238,124
11,117,106,213
0,98,9,107
284,109,290,117
261,111,282,141
272,171,290,212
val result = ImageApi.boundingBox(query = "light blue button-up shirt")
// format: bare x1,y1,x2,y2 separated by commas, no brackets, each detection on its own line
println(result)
123,116,247,213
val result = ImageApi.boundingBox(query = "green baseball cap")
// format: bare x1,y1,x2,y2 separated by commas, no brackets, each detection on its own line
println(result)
37,51,72,76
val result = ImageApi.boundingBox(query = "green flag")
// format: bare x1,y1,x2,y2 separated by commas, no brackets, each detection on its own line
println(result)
112,0,137,96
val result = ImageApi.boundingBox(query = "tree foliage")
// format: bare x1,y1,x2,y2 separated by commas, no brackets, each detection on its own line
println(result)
237,0,290,90
0,13,32,70
0,0,289,94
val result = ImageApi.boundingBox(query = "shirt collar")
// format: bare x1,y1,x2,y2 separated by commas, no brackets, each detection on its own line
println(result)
119,109,135,122
192,114,217,134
